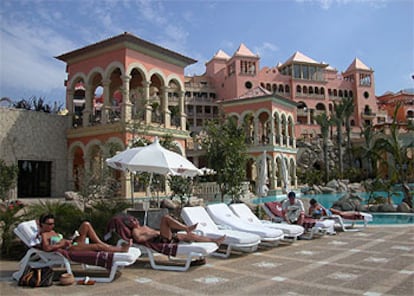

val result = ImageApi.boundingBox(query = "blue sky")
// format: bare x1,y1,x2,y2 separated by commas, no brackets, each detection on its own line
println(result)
1,0,413,106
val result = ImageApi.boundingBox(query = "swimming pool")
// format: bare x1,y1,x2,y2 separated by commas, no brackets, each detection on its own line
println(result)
251,192,414,225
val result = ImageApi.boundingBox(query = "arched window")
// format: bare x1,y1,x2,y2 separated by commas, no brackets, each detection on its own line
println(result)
285,85,290,93
296,85,302,93
309,86,314,94
303,86,308,94
266,83,271,91
339,90,343,97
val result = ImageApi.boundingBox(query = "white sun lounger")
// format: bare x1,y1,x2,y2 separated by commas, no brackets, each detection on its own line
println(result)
131,241,218,272
262,201,336,240
229,203,304,242
206,203,285,246
13,220,141,283
181,206,261,258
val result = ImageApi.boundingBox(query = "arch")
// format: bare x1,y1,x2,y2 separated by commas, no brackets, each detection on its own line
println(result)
256,110,271,144
68,73,87,90
166,74,184,91
127,62,149,80
148,68,167,84
68,141,86,156
84,139,104,157
104,61,125,80
86,67,105,85
303,86,308,94
315,103,326,111
227,113,240,125
105,137,126,152
296,85,302,93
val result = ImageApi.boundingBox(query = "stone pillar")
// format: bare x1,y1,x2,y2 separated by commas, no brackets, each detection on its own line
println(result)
270,117,275,145
161,86,170,128
66,89,74,127
144,81,152,124
67,156,75,191
125,172,132,200
102,79,111,124
253,118,259,145
270,157,276,190
179,90,186,130
121,75,132,123
83,86,93,127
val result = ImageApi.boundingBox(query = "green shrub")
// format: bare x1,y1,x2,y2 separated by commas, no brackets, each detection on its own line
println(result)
26,201,84,237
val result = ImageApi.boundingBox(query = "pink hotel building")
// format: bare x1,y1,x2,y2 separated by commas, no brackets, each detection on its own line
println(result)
55,32,386,197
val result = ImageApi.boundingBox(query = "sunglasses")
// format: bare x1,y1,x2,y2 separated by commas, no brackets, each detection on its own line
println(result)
44,222,55,226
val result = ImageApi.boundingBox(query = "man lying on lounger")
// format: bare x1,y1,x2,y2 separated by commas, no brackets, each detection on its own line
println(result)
107,213,225,246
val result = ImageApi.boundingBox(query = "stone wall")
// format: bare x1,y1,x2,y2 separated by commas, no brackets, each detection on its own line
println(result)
0,108,69,198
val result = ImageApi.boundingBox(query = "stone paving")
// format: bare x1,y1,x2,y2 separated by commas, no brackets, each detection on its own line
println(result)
0,225,413,296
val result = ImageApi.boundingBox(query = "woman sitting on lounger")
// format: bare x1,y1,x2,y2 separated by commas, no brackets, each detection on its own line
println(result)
39,213,131,253
108,213,225,246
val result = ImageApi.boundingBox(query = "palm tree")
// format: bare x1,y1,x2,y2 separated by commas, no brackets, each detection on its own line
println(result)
314,113,332,183
342,97,355,167
359,123,380,178
332,102,346,178
374,104,414,208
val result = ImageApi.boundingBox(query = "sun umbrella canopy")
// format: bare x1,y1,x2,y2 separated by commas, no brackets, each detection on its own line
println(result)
106,137,202,177
256,151,269,197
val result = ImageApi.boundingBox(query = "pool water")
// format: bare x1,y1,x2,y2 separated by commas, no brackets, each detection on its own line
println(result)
251,192,414,225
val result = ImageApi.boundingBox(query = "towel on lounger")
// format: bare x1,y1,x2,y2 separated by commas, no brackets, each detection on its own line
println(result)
57,249,114,270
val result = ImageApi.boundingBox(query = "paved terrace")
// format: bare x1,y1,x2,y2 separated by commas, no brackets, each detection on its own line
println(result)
0,225,413,296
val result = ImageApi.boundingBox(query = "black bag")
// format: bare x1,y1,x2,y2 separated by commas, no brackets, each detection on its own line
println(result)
18,266,54,287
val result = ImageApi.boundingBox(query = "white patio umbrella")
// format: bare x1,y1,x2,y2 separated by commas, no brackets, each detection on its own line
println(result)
106,137,202,205
280,157,289,194
256,151,269,198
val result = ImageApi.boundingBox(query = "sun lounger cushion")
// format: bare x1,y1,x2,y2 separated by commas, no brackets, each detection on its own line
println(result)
206,203,284,240
16,220,41,246
229,203,304,238
181,206,261,245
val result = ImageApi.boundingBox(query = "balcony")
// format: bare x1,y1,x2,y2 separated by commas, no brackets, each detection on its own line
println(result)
361,111,376,120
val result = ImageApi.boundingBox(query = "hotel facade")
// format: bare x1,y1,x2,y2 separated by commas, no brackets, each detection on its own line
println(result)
1,32,411,200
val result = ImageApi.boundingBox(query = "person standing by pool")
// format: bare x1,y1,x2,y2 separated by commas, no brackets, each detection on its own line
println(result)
282,191,305,225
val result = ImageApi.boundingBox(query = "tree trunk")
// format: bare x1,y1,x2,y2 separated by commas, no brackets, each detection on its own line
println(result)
402,182,412,208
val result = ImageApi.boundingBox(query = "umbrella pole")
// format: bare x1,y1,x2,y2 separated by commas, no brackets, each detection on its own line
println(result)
130,172,135,207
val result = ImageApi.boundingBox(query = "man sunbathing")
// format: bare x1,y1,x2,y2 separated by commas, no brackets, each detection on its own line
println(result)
39,213,132,253
109,213,225,246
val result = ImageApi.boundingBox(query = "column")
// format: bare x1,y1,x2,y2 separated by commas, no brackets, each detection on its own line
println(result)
102,79,111,124
161,86,170,128
270,157,276,190
179,90,186,130
121,75,132,122
253,118,259,145
144,81,152,124
82,86,93,127
67,156,75,191
66,89,74,127
270,116,275,145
